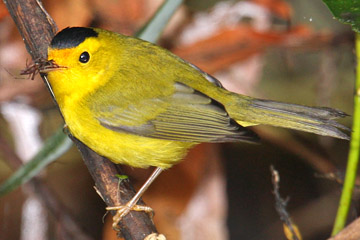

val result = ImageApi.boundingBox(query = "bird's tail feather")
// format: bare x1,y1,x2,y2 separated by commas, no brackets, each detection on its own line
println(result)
229,97,350,140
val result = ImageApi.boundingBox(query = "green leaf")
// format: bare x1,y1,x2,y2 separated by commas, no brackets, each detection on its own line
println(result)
135,0,184,43
0,127,73,196
115,174,129,180
323,0,360,33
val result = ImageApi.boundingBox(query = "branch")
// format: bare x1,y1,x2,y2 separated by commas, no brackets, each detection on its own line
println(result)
3,0,158,238
72,138,158,239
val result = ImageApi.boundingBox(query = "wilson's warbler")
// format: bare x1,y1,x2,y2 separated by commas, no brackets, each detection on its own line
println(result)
43,27,349,229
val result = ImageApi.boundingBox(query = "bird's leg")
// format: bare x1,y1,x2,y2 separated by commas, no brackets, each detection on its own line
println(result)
107,167,163,230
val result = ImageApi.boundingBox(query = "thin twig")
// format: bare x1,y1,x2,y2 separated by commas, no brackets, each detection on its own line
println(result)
270,165,301,240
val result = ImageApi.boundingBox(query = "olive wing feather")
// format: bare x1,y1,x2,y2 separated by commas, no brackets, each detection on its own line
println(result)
92,82,258,143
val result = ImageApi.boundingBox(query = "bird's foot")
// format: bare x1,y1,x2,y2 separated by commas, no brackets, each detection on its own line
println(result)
107,203,154,230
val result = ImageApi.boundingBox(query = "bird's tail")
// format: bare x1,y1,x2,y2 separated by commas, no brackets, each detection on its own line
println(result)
227,95,350,140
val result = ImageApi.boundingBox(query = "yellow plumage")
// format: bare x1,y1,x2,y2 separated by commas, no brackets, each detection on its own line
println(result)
46,27,349,169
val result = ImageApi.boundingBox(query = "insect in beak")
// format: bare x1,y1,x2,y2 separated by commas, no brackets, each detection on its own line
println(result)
20,58,66,80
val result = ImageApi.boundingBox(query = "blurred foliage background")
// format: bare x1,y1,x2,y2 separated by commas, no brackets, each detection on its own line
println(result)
0,0,355,239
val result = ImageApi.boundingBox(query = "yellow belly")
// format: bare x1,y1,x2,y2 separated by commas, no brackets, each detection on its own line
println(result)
61,99,195,169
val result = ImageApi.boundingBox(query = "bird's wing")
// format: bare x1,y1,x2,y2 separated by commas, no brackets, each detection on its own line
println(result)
91,82,258,143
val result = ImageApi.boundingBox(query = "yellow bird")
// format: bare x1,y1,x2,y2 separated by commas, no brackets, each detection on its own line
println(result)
43,27,349,229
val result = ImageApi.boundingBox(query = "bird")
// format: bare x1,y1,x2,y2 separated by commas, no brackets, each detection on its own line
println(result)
40,27,349,229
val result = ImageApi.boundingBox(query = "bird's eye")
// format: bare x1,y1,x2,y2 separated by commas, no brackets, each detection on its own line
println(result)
79,51,90,63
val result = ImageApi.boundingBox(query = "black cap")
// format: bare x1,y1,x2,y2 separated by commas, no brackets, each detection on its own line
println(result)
50,27,98,49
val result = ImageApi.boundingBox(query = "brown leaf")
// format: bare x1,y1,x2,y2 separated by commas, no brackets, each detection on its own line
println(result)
173,25,332,74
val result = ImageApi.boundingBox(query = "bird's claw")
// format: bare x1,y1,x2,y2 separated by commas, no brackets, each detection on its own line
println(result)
107,203,154,230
